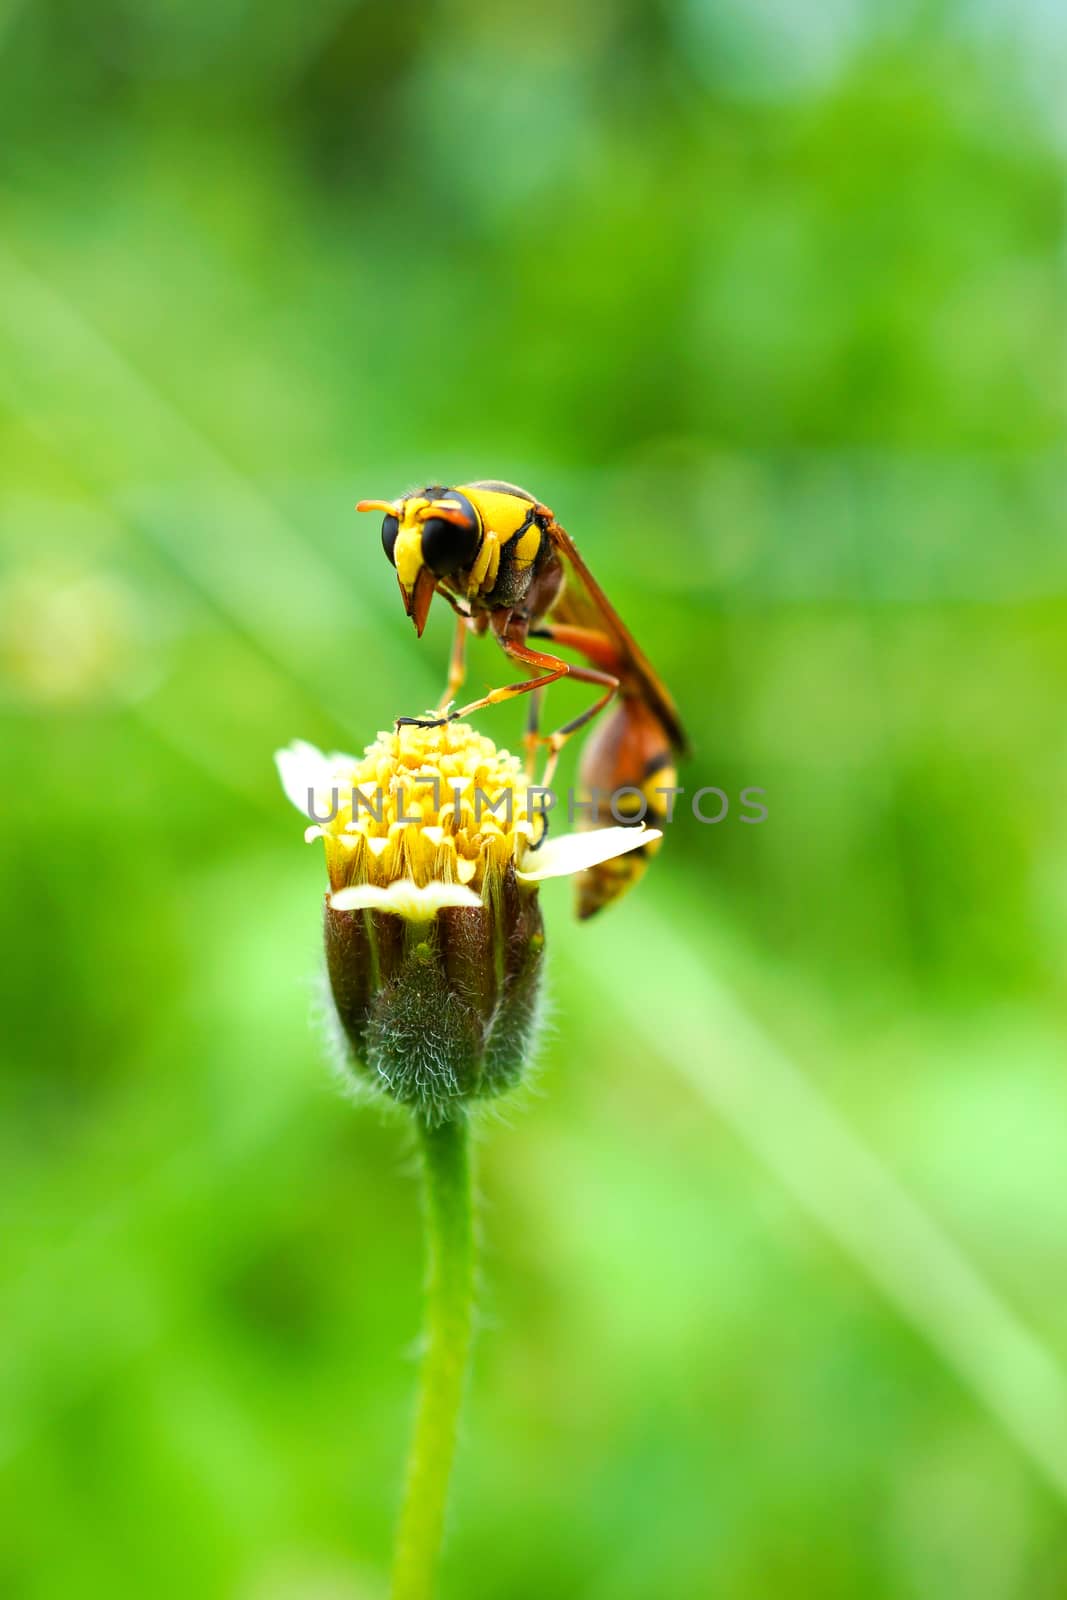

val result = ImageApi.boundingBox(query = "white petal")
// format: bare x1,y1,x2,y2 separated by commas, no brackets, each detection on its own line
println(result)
275,740,354,816
516,825,662,883
329,879,482,920
276,741,324,812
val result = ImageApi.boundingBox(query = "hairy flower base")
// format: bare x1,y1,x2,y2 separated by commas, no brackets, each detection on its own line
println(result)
325,866,544,1122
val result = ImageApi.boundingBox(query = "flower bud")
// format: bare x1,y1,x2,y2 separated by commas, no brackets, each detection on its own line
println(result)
277,721,658,1122
324,866,544,1120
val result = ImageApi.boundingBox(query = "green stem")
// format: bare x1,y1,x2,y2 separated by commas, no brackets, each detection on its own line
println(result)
391,1114,475,1600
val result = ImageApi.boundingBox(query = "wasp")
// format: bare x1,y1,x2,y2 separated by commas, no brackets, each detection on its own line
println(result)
356,480,689,916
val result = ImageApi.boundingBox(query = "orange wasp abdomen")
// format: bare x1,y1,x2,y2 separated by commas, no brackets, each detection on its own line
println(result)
572,694,676,919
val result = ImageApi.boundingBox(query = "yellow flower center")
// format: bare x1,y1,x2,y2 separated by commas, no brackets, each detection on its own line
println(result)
311,722,535,895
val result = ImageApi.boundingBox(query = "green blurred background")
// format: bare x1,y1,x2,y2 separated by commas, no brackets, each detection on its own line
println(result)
3,1,1067,1595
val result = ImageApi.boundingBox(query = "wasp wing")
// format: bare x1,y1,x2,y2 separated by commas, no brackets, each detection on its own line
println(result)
546,522,690,756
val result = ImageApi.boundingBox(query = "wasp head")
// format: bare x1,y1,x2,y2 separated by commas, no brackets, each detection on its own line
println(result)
356,486,481,636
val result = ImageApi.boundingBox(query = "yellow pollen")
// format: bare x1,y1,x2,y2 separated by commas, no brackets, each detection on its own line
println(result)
311,722,534,895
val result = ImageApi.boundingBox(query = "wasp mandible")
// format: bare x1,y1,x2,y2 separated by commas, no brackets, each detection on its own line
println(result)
356,480,689,916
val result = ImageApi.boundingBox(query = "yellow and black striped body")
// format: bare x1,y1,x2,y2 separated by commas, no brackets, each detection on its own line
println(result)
359,478,688,917
438,480,562,620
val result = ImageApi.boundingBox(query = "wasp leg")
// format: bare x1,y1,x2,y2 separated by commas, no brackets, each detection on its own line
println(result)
523,687,545,781
526,624,622,791
538,667,618,792
397,631,620,762
529,622,622,675
398,639,571,732
435,615,470,714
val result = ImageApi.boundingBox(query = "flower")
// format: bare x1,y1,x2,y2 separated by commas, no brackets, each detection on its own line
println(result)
276,721,658,1121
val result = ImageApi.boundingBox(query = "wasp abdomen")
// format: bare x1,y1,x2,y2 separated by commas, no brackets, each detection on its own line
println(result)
574,698,674,918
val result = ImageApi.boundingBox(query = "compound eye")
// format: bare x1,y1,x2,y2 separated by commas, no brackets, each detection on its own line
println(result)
381,513,400,566
420,497,479,577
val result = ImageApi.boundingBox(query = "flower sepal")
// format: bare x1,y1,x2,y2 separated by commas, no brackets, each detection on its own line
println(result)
324,866,544,1122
